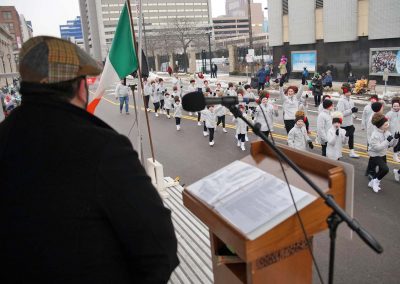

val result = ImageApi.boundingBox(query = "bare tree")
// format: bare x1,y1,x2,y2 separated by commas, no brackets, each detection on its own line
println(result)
168,17,207,73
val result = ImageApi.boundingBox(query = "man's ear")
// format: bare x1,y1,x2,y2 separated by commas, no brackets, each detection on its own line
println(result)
77,78,88,103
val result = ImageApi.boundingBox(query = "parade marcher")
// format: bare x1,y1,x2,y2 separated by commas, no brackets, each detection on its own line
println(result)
0,36,179,283
213,82,223,96
317,99,334,156
256,66,267,91
187,79,197,116
318,94,332,114
167,65,173,76
143,77,151,111
174,96,183,131
361,95,379,130
115,78,131,115
244,84,257,116
233,104,249,151
164,92,174,119
337,83,359,158
368,113,400,192
326,112,349,160
287,111,313,151
215,90,227,133
151,80,161,117
311,73,323,107
172,85,181,99
279,56,288,83
225,82,237,96
279,81,304,134
171,73,182,94
202,105,217,146
254,91,278,138
386,97,400,162
211,63,218,78
195,72,204,92
156,78,167,114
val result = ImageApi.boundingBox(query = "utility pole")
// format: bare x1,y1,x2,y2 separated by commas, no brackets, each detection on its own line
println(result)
207,28,212,74
247,0,254,76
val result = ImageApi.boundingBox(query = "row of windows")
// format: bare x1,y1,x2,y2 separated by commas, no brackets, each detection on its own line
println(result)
104,14,207,21
101,2,207,7
2,11,12,20
102,8,208,14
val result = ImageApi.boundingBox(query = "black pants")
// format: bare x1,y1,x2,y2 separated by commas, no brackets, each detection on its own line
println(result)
369,156,389,180
160,99,164,110
175,117,181,125
262,131,270,138
301,76,307,85
394,142,400,153
203,122,207,132
208,128,215,142
197,88,202,92
284,119,295,134
314,93,322,106
166,109,170,115
153,102,160,113
341,125,355,149
198,112,201,122
238,134,246,142
144,95,149,109
217,115,225,128
321,143,327,157
258,82,265,91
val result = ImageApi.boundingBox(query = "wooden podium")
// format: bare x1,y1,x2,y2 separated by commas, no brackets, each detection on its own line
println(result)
182,141,347,284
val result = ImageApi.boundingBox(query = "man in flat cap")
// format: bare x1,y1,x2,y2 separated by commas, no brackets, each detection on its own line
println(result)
0,36,179,283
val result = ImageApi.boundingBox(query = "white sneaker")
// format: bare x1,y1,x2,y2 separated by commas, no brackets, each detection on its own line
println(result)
197,121,202,126
155,113,159,117
394,169,400,182
223,128,227,133
189,112,193,116
167,115,171,119
209,140,214,146
241,142,246,151
368,179,380,193
349,149,359,158
176,125,180,131
245,135,249,142
393,153,400,163
237,140,241,147
147,108,151,112
203,131,209,137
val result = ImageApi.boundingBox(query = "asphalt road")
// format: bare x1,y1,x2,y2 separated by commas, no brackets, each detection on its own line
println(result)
90,80,400,284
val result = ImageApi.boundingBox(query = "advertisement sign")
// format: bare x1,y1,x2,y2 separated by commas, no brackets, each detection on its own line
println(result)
291,51,317,72
369,47,400,77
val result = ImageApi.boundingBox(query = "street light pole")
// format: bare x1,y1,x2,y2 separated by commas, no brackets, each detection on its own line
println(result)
247,0,254,76
207,30,212,75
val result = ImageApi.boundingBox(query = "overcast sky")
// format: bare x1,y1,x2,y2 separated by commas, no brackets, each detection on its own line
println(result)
2,0,265,37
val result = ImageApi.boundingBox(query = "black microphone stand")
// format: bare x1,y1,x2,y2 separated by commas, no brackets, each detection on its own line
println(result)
227,104,383,284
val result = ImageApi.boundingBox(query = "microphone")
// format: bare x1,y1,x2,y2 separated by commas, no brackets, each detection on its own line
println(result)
182,91,256,112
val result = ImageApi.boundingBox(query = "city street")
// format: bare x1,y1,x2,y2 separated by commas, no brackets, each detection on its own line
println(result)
91,78,400,284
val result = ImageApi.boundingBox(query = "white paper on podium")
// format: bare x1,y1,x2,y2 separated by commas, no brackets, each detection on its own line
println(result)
187,161,317,240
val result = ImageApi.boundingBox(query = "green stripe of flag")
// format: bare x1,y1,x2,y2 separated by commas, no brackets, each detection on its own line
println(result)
109,1,138,79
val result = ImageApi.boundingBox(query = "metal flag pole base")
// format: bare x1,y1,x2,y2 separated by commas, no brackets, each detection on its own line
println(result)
146,158,169,198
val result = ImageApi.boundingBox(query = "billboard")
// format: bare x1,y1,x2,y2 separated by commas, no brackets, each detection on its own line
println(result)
291,51,317,72
369,47,400,77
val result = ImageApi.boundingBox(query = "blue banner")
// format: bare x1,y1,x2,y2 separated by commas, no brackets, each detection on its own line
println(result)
291,51,317,72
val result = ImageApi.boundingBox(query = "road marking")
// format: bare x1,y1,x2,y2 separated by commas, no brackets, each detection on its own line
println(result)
94,92,399,165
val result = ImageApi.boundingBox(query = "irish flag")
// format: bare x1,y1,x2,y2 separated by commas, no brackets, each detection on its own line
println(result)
87,1,138,114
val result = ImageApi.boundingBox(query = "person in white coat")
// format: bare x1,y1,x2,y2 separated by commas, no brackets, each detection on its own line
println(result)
386,97,400,163
317,99,334,156
361,95,379,130
163,93,174,119
215,90,228,133
318,94,332,114
326,112,349,160
336,83,359,158
115,78,132,114
150,80,161,117
201,105,217,146
254,91,278,138
368,113,400,192
287,112,314,151
233,104,249,151
173,97,183,131
186,79,197,116
156,78,167,114
365,102,384,178
279,82,305,133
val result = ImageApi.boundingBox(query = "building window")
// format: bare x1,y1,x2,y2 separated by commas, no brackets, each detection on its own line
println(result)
282,0,288,15
2,11,12,20
316,0,323,8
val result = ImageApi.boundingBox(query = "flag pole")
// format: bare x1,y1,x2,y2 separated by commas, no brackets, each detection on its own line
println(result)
126,0,156,163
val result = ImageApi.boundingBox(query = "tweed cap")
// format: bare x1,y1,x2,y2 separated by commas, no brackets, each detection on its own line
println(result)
19,36,102,84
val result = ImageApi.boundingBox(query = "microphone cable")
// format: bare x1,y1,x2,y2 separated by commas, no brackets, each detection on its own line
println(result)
257,99,324,284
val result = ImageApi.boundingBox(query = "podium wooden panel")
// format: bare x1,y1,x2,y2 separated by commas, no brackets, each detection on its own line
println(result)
183,141,347,284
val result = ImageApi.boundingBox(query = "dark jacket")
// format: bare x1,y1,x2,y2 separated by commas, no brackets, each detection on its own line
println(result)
257,68,267,83
0,97,179,283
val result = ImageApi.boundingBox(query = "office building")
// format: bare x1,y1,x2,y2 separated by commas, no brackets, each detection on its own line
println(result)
60,16,84,48
0,6,23,50
20,14,33,42
79,0,212,61
268,0,400,84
